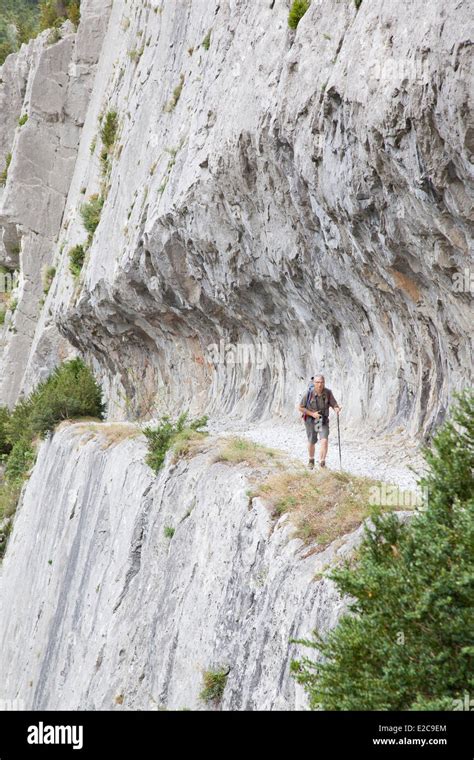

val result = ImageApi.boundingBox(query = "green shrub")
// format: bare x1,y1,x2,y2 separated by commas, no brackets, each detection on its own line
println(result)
201,30,211,50
18,113,28,127
27,358,105,437
144,413,208,473
200,669,228,704
0,519,13,559
100,110,118,150
0,485,17,522
67,0,80,26
0,308,5,325
46,25,61,44
4,440,35,482
80,194,104,238
0,406,12,456
3,398,34,449
98,146,107,173
288,0,310,29
354,0,362,8
291,390,474,710
39,0,81,31
164,525,175,539
0,357,103,559
127,46,143,63
4,358,104,445
42,265,56,293
164,74,184,112
0,152,12,186
39,0,62,30
0,1,41,65
68,244,85,277
99,110,118,180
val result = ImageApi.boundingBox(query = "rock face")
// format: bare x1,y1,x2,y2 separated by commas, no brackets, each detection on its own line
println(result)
0,422,372,710
0,1,113,407
0,0,472,434
0,0,471,714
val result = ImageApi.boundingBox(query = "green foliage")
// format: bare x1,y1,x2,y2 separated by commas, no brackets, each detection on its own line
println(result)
42,264,56,293
201,30,211,50
27,358,105,437
39,0,80,32
291,390,474,710
127,46,143,63
0,307,5,325
18,113,28,126
67,0,79,26
288,0,310,29
68,244,85,277
3,398,34,448
144,413,208,473
0,0,81,64
0,358,103,559
200,669,228,704
46,24,61,43
0,517,12,559
0,405,11,455
164,525,175,539
100,110,118,151
0,152,12,186
164,73,184,112
80,194,104,238
98,110,118,181
0,1,41,65
4,439,35,482
354,0,362,8
5,358,104,445
38,0,61,30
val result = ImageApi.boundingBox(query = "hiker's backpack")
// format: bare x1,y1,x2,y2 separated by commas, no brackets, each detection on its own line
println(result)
302,382,314,421
301,381,330,423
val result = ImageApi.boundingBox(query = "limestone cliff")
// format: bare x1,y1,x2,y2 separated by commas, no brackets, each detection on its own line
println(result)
0,0,472,435
0,1,112,405
0,0,472,713
0,421,371,711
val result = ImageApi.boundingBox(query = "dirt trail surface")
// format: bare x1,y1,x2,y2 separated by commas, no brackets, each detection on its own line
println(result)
207,418,426,492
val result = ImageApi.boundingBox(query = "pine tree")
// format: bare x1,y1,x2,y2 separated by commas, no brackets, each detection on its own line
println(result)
291,390,474,710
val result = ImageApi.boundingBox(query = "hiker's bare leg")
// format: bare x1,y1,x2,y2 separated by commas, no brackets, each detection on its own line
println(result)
320,438,328,464
308,442,315,459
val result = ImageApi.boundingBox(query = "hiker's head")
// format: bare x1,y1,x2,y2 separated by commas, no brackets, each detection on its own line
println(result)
314,374,325,393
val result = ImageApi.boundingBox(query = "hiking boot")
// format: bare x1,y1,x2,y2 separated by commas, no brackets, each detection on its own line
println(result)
320,460,326,468
308,458,315,470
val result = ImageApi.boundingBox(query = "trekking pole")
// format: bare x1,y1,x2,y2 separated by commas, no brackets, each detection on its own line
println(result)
337,413,342,471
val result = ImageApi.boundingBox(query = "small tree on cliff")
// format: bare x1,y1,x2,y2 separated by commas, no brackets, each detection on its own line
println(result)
291,390,474,710
288,0,310,30
3,357,105,445
39,0,80,31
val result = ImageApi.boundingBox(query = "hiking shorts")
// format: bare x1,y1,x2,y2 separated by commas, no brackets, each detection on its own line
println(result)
304,416,329,444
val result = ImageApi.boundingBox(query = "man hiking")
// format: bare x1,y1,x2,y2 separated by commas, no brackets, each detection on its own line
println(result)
298,374,342,469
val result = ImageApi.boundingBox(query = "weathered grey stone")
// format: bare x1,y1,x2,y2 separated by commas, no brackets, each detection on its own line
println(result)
0,423,409,710
43,0,474,435
0,0,472,431
0,0,469,713
0,2,113,407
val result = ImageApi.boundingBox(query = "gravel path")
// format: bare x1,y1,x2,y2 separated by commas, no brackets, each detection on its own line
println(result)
207,417,426,491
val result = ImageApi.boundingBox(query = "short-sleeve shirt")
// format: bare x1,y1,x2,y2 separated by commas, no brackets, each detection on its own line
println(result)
299,387,338,416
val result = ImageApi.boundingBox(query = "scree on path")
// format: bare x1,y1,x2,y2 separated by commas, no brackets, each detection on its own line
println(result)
207,415,426,492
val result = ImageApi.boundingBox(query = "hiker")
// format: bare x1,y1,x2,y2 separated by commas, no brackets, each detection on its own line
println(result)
298,374,342,469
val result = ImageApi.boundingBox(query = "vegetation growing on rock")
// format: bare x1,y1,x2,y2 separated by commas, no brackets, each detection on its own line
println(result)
291,391,474,710
0,358,104,557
